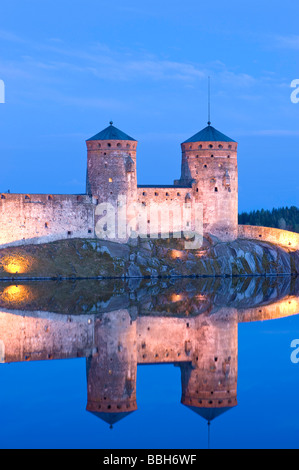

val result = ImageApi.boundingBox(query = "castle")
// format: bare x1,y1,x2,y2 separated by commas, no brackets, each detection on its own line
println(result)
0,121,239,248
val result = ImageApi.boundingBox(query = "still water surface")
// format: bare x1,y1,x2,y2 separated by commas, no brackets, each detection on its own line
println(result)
0,276,298,449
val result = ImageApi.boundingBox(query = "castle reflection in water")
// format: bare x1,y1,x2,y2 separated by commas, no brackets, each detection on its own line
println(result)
0,276,298,426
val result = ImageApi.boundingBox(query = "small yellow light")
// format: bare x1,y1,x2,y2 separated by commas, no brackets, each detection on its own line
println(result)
171,293,182,302
4,262,23,274
2,285,30,303
170,250,183,259
2,256,33,274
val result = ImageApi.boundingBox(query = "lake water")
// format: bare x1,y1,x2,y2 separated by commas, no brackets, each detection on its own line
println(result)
0,276,298,449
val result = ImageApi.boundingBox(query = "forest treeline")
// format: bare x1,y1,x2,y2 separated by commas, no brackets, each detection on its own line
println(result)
238,206,299,233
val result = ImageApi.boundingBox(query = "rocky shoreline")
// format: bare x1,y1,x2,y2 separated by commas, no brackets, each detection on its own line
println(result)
0,236,297,280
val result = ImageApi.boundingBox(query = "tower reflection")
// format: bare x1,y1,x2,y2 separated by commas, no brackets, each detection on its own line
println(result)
0,276,298,427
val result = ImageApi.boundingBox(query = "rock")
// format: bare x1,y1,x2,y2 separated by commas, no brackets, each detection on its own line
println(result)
140,240,153,251
0,236,297,280
127,263,142,278
136,253,148,266
127,237,139,247
97,245,111,256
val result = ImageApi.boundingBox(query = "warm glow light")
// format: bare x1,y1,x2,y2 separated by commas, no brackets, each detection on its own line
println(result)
2,285,30,304
171,294,183,302
4,262,23,274
170,250,183,260
277,231,299,250
195,294,207,301
2,256,32,274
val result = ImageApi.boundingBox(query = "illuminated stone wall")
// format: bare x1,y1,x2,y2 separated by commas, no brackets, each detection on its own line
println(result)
136,187,198,237
0,193,95,248
238,225,299,251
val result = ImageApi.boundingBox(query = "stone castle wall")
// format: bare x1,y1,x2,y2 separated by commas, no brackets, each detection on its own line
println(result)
0,193,95,248
136,186,197,236
238,225,299,251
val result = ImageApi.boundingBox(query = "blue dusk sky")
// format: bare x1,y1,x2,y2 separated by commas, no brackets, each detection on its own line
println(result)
0,0,298,212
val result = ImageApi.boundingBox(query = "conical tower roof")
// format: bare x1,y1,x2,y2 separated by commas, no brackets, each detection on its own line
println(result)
87,122,136,142
185,405,234,422
182,124,236,144
88,411,134,425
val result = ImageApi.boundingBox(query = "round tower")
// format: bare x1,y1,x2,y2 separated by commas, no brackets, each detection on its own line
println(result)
86,310,137,426
180,311,238,423
180,124,238,241
86,122,137,202
86,122,138,240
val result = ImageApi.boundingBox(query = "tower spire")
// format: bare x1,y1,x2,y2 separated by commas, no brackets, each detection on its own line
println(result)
207,76,211,126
